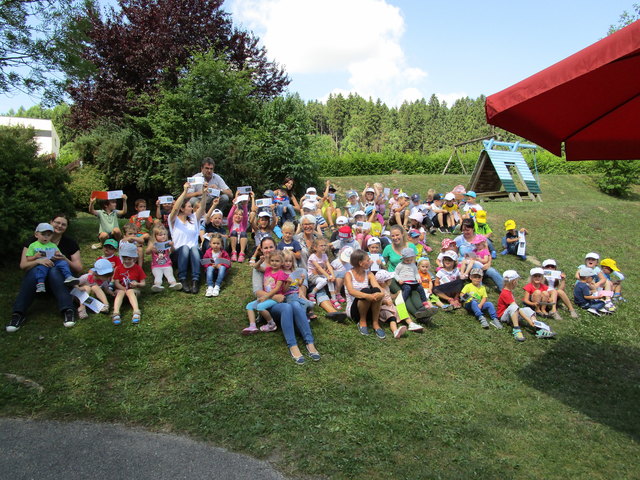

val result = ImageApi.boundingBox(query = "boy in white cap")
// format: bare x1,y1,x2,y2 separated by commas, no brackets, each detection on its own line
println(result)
574,252,615,311
541,259,579,318
574,267,612,316
497,270,556,342
26,223,79,293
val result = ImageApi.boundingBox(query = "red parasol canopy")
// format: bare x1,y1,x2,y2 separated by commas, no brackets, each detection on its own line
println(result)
485,21,640,161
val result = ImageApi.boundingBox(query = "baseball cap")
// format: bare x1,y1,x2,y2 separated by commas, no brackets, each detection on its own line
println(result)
375,270,395,283
338,226,352,239
475,210,487,223
442,250,458,261
364,187,375,193
469,268,483,277
401,247,416,259
339,246,354,263
366,237,381,246
94,258,114,275
302,201,316,211
306,187,317,194
530,267,545,276
35,223,54,232
452,185,466,194
585,252,600,260
503,270,520,281
393,188,400,194
541,259,556,268
504,220,516,231
119,242,138,258
465,191,477,198
353,210,366,217
364,206,374,215
328,185,337,192
398,192,409,199
579,267,595,277
411,193,420,202
263,190,275,198
103,239,119,249
335,216,349,226
600,258,619,271
444,193,455,201
346,190,358,198
211,209,223,216
408,212,424,223
432,193,442,201
408,229,421,238
258,211,272,218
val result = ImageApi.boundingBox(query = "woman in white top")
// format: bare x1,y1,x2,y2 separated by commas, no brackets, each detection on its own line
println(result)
344,249,385,339
169,182,207,294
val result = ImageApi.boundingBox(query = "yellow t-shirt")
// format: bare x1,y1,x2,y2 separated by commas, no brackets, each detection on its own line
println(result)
443,203,459,213
369,221,382,237
460,283,487,303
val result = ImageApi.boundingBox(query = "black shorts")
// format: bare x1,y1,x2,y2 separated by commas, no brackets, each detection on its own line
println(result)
349,287,381,323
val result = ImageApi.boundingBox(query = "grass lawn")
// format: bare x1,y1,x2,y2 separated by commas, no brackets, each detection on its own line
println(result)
1,174,639,479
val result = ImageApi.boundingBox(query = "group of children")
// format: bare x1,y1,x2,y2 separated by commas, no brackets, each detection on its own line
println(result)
25,181,626,340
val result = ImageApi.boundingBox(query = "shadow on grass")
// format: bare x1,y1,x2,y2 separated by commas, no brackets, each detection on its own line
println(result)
519,335,640,441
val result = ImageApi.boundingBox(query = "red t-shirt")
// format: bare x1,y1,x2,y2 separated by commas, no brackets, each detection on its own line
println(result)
497,288,516,318
113,263,146,289
99,254,123,271
523,282,548,294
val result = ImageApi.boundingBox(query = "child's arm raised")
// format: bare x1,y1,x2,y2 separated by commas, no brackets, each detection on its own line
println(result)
117,194,128,217
88,196,98,216
169,183,190,224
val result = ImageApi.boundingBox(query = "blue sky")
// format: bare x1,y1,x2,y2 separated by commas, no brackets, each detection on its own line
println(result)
2,0,635,111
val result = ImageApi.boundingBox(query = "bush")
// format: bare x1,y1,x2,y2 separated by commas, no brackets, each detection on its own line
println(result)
0,126,74,256
68,165,108,210
594,160,640,197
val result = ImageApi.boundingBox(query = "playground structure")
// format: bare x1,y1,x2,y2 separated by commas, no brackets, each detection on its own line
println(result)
467,140,542,202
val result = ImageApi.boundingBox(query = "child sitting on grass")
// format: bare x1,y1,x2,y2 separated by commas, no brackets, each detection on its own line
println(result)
120,223,146,266
76,258,113,319
375,270,424,338
574,252,616,312
573,267,613,316
146,226,182,293
497,270,556,342
600,258,626,303
112,242,146,325
501,220,527,260
242,250,288,335
227,193,249,262
417,257,444,312
282,250,317,320
307,238,339,308
541,259,579,319
523,267,560,320
89,193,127,249
460,268,502,329
473,210,497,258
433,250,463,309
27,223,79,293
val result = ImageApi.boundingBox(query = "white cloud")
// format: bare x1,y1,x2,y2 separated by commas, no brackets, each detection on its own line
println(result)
436,91,468,107
230,0,427,105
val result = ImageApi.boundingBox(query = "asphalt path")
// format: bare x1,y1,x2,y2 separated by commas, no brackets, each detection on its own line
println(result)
0,418,290,480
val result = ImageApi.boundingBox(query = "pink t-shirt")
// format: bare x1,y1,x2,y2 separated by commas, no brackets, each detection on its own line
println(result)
263,266,289,295
307,253,329,276
151,247,173,269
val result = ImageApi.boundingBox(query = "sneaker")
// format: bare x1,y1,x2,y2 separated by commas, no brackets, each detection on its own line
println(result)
6,312,26,333
570,310,579,318
599,308,613,315
513,328,525,342
151,285,165,293
242,325,259,335
441,304,452,311
439,227,448,233
100,305,110,314
407,322,424,332
231,252,238,262
536,329,557,339
326,311,347,322
35,282,46,293
358,325,369,336
91,243,102,250
62,309,76,328
605,302,617,313
552,312,562,321
332,300,341,309
64,276,80,286
587,308,601,316
336,294,346,303
205,286,215,297
490,318,503,329
375,328,386,339
308,293,316,303
212,285,220,297
169,282,183,291
518,255,527,261
491,250,497,259
260,322,278,332
500,249,508,255
394,325,407,338
478,316,490,329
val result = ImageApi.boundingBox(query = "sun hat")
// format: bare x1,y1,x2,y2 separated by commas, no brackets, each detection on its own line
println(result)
442,250,458,261
444,193,455,201
375,270,395,283
579,267,595,277
302,201,316,210
103,239,118,249
441,238,455,249
530,267,545,276
366,237,381,246
401,247,417,259
339,247,354,263
335,216,349,226
364,187,375,194
470,234,486,245
93,258,114,276
504,220,516,231
475,210,487,223
469,267,483,277
306,187,317,194
503,270,520,281
600,258,619,271
119,242,138,258
35,223,54,232
585,252,600,260
408,212,424,223
542,259,557,268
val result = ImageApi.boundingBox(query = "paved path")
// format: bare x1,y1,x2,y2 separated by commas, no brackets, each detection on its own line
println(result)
0,418,289,480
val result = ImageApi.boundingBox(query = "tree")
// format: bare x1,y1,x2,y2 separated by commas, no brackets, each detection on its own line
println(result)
68,0,289,129
0,0,88,103
608,3,640,35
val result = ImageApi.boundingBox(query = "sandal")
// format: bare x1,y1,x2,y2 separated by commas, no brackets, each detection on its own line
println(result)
238,252,246,263
308,312,318,320
132,311,141,324
112,313,121,326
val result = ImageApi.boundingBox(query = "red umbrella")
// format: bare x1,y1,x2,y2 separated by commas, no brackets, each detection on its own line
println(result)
485,20,640,161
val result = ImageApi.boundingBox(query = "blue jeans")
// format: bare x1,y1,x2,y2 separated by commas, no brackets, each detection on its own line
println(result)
285,293,315,310
276,204,296,224
13,266,74,314
401,283,427,303
464,300,497,319
205,265,227,287
33,260,73,284
483,267,504,290
175,245,201,281
269,302,315,348
246,299,278,311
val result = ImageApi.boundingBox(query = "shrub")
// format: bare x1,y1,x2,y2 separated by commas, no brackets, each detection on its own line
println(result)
0,126,74,256
594,160,640,197
68,165,108,210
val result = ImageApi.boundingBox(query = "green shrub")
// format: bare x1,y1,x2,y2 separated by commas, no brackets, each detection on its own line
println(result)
594,160,640,197
68,165,108,210
56,142,80,167
0,126,74,256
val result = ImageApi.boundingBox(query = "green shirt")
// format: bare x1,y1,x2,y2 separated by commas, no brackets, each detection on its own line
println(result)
474,222,493,236
461,283,488,303
26,240,59,257
97,209,120,234
382,243,417,272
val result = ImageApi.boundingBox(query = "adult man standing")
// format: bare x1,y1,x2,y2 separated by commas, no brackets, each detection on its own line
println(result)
187,158,233,211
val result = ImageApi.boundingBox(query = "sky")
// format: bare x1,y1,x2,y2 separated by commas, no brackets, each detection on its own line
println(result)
1,0,636,111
